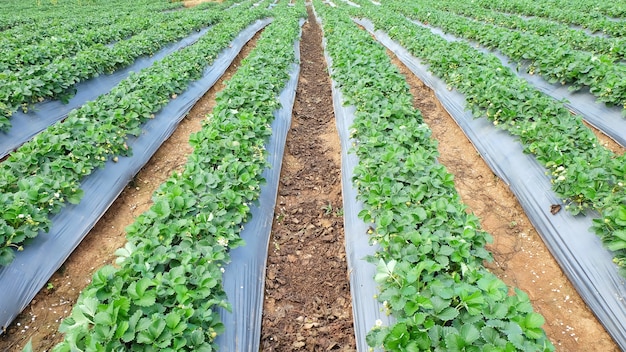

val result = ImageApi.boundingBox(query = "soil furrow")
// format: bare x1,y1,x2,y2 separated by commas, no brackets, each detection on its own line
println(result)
260,6,356,351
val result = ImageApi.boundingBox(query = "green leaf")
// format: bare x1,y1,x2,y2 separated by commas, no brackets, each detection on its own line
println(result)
404,300,421,316
152,200,171,219
77,297,99,323
443,327,463,352
521,312,546,339
0,248,15,266
485,302,508,319
173,336,188,350
114,320,129,340
524,312,545,329
428,325,443,346
414,207,427,222
21,339,33,352
358,209,372,222
481,326,505,346
477,275,507,301
379,210,394,228
385,322,410,350
460,324,480,344
122,310,143,343
405,341,421,352
94,311,114,326
617,206,626,225
437,307,459,321
366,326,388,348
149,319,167,340
605,231,626,251
127,278,156,307
503,321,525,349
460,290,485,315
165,312,182,329
430,295,450,314
66,189,84,205
438,245,454,256
374,258,397,283
190,329,206,346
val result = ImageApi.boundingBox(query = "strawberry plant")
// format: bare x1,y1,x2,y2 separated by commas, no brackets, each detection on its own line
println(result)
314,1,553,350
0,1,271,267
392,1,626,116
433,0,626,60
0,3,229,124
469,0,626,37
0,15,155,73
350,0,626,277
54,2,305,350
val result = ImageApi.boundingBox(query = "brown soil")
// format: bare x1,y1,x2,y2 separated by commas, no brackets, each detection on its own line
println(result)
0,31,262,352
260,7,356,351
388,53,619,351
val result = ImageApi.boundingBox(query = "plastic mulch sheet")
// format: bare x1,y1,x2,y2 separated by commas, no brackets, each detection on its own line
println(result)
355,18,626,350
0,18,272,333
214,18,304,352
0,26,211,159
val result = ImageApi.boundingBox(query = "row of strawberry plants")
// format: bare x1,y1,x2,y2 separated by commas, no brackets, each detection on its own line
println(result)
548,0,626,19
0,10,148,47
433,0,626,60
315,1,553,350
393,1,626,116
53,2,304,350
0,0,181,15
471,0,626,37
0,14,159,72
0,4,226,124
355,0,626,274
519,0,626,20
0,1,267,267
0,0,181,42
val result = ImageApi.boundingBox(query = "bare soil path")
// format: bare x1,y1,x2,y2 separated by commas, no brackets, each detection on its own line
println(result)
260,7,356,351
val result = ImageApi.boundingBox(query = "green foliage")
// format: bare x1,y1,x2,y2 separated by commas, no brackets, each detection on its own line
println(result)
432,0,626,61
467,0,626,36
53,1,305,350
314,1,553,350
394,1,626,114
350,0,626,277
0,1,270,267
0,0,238,128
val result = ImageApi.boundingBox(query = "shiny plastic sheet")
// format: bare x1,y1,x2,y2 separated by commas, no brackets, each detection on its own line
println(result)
0,18,272,333
214,18,303,352
356,18,626,350
0,26,211,159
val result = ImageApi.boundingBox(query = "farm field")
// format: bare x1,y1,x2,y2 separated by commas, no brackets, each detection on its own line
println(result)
0,0,625,351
